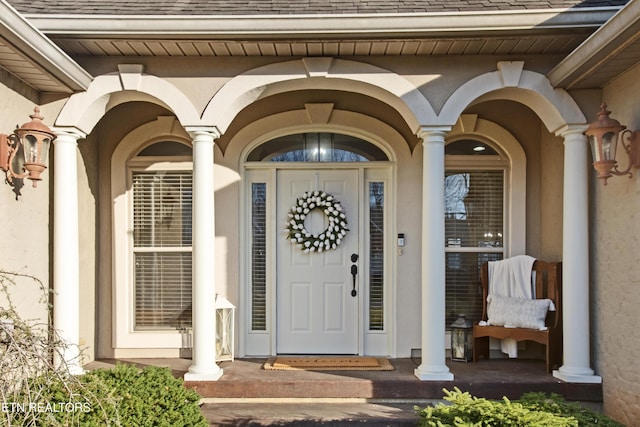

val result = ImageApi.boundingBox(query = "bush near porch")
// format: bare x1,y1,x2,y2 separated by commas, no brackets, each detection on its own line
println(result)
416,388,623,427
1,270,207,427
28,364,208,426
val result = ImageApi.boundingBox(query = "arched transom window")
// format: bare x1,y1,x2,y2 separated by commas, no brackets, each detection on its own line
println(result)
247,132,389,162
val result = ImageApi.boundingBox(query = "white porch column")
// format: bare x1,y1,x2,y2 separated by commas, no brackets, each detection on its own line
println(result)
553,126,601,384
184,127,223,381
52,128,85,375
414,127,454,381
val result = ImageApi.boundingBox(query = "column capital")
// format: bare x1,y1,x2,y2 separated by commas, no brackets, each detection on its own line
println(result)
52,126,87,142
417,126,451,142
555,124,588,140
185,126,221,141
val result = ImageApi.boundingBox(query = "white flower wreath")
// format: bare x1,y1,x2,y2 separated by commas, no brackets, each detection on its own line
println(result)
285,191,349,253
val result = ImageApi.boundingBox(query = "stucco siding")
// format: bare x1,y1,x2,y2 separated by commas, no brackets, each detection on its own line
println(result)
0,84,58,331
594,64,640,425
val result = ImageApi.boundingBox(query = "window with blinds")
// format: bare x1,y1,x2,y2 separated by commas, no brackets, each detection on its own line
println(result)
132,171,193,330
369,182,385,331
444,169,504,329
251,183,267,331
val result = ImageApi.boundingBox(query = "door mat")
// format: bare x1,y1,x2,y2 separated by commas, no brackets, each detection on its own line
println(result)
263,357,394,371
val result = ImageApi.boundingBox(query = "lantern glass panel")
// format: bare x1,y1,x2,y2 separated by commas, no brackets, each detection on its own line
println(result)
602,131,617,161
215,295,235,361
40,137,51,164
452,329,466,360
23,134,40,164
216,308,233,360
589,135,599,161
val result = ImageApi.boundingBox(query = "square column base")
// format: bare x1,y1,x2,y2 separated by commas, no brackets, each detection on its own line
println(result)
184,367,223,382
414,366,454,381
553,369,602,384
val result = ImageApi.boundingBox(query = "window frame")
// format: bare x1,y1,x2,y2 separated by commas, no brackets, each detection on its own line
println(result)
443,164,507,328
444,128,526,331
130,168,194,331
445,115,527,256
112,131,194,351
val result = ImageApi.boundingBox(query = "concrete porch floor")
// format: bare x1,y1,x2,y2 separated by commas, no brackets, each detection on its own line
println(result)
84,357,603,426
84,357,602,402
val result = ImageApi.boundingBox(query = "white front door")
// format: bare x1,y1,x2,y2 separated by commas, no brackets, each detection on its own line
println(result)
276,169,359,354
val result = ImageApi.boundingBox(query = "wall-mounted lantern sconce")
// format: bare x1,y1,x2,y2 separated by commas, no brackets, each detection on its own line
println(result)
0,107,55,188
584,103,640,185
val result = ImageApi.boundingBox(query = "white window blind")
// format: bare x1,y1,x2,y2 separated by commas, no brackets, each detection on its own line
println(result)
368,182,385,331
132,172,193,330
251,183,267,331
444,170,504,328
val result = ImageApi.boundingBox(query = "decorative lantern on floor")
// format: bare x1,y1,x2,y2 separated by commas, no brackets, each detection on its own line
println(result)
450,314,473,362
215,295,235,361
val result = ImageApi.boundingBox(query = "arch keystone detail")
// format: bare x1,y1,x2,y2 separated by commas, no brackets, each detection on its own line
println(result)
302,57,334,77
458,114,479,132
305,103,334,124
118,64,144,90
497,61,525,87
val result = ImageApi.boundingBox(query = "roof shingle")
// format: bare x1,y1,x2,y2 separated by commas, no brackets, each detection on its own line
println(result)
7,0,630,16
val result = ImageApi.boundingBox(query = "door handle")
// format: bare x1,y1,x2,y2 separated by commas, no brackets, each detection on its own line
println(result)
350,264,358,297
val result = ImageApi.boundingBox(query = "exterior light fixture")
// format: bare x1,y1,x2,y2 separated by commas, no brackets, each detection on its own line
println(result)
450,314,473,362
0,107,56,188
584,103,640,185
215,294,235,361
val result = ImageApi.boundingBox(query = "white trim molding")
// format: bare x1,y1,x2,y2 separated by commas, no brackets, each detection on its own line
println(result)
26,8,620,37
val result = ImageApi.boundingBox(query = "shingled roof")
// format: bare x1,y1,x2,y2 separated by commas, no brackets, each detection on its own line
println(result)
7,0,630,15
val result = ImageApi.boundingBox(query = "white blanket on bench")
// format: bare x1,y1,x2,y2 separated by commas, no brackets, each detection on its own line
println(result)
488,255,536,357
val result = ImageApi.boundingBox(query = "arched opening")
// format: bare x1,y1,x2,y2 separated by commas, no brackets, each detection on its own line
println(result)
444,138,509,328
110,117,194,354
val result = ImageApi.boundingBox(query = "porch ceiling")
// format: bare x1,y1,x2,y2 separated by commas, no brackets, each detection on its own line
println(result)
548,0,640,89
48,33,592,58
0,38,71,94
0,1,92,100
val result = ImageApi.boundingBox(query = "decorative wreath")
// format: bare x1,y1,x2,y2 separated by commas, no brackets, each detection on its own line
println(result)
286,191,349,253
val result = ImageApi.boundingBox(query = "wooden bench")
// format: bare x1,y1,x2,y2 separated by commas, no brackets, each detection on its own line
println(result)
472,260,562,373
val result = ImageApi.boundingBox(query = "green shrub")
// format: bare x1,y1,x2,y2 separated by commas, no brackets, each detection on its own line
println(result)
415,388,623,427
12,364,208,426
519,392,624,427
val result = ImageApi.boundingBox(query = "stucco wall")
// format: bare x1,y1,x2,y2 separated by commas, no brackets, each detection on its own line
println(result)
593,64,640,425
0,84,58,330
